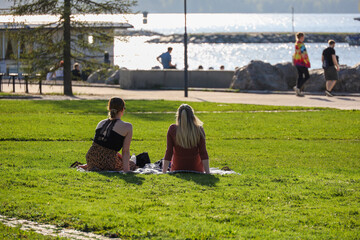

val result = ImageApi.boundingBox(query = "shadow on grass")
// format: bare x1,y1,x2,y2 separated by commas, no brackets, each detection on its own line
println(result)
98,172,146,185
170,173,219,186
32,100,107,114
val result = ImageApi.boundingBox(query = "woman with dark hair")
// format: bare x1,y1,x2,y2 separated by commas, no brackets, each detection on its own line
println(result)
85,97,136,172
162,104,210,174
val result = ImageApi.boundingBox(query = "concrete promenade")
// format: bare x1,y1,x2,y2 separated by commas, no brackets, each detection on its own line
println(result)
1,83,359,110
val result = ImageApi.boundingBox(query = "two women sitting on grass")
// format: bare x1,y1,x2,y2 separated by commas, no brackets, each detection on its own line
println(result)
85,98,210,174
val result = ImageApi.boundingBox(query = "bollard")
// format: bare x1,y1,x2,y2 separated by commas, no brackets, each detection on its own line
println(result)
39,79,42,94
24,74,29,93
0,73,3,92
12,75,15,92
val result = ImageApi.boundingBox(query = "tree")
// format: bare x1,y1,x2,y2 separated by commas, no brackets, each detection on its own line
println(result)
9,0,136,96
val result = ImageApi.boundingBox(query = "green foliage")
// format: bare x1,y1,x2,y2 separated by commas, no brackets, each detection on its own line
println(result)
9,0,137,94
0,100,359,239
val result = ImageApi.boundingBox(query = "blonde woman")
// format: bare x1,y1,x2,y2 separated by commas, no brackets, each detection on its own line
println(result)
162,104,210,174
85,97,136,172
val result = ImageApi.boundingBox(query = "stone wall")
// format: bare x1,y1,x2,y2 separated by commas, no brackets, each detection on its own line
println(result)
118,69,234,89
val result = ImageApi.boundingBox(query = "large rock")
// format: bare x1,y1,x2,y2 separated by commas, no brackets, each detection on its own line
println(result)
275,62,298,88
230,60,294,91
87,69,116,84
231,61,360,92
304,64,360,92
105,69,120,85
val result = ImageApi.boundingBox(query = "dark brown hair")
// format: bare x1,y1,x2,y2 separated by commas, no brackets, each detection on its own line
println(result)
107,97,125,119
296,32,304,40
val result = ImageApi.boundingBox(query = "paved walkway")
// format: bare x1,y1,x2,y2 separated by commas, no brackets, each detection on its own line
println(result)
1,83,359,110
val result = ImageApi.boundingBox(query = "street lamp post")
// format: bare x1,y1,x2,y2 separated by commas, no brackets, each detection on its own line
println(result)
184,0,188,97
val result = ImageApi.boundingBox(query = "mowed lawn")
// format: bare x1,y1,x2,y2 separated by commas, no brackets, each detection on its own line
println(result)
0,100,359,239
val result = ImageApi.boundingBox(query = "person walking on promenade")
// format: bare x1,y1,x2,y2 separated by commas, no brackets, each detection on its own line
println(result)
293,32,311,97
162,104,210,174
322,40,340,97
157,47,177,69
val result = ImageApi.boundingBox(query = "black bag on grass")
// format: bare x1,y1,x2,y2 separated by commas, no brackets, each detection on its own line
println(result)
136,152,151,168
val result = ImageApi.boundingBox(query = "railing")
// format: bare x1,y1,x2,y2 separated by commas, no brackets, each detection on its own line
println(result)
0,73,43,94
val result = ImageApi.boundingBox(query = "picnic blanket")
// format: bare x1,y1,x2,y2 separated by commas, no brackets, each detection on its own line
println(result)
76,163,239,175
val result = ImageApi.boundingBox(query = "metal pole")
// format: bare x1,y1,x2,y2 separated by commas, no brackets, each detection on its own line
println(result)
292,7,295,33
184,0,188,97
17,40,20,74
25,75,29,93
2,32,5,60
12,75,15,92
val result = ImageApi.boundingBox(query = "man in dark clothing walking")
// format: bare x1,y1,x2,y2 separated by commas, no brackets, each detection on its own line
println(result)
322,40,340,97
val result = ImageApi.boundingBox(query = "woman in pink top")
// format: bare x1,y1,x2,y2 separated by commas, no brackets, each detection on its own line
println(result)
162,104,210,174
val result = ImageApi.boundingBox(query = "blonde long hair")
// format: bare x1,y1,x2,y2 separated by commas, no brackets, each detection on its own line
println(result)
175,104,205,149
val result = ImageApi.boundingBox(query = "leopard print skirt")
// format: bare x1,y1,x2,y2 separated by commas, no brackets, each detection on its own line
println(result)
86,142,136,171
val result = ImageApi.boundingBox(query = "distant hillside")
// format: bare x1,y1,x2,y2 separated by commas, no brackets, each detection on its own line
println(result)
133,0,360,13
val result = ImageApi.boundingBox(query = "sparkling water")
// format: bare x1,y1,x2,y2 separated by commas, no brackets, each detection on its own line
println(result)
115,36,359,70
115,13,360,70
129,13,360,34
1,13,359,70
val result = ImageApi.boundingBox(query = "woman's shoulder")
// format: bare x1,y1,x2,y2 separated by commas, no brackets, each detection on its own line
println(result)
169,124,177,130
167,124,177,134
96,119,109,129
199,126,206,137
115,120,132,130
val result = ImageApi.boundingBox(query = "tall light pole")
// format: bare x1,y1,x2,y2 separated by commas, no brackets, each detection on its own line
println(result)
292,6,295,33
184,0,188,97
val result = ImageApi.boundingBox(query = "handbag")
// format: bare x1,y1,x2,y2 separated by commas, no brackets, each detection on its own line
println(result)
136,152,151,168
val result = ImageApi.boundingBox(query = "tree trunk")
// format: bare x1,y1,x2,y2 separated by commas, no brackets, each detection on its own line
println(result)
63,0,73,96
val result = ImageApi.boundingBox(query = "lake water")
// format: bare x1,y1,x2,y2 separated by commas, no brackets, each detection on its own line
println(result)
115,36,359,70
1,13,359,70
115,13,360,70
128,13,360,34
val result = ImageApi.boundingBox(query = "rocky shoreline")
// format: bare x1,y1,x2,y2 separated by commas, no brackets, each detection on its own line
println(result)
146,32,358,44
231,61,360,93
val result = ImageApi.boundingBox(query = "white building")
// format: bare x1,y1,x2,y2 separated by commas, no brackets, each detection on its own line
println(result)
0,17,133,75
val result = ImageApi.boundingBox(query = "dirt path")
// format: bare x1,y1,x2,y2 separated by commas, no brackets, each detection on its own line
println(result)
0,215,117,240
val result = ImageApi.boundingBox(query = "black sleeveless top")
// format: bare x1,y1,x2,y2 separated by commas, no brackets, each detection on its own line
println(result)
93,119,125,152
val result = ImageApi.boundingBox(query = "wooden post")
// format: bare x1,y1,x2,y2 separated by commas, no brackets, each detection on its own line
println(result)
0,73,3,92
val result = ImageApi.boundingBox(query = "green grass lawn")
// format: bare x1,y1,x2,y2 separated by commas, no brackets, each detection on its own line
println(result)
0,100,359,239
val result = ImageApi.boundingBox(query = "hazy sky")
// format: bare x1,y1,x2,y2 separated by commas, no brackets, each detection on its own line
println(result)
0,0,359,13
